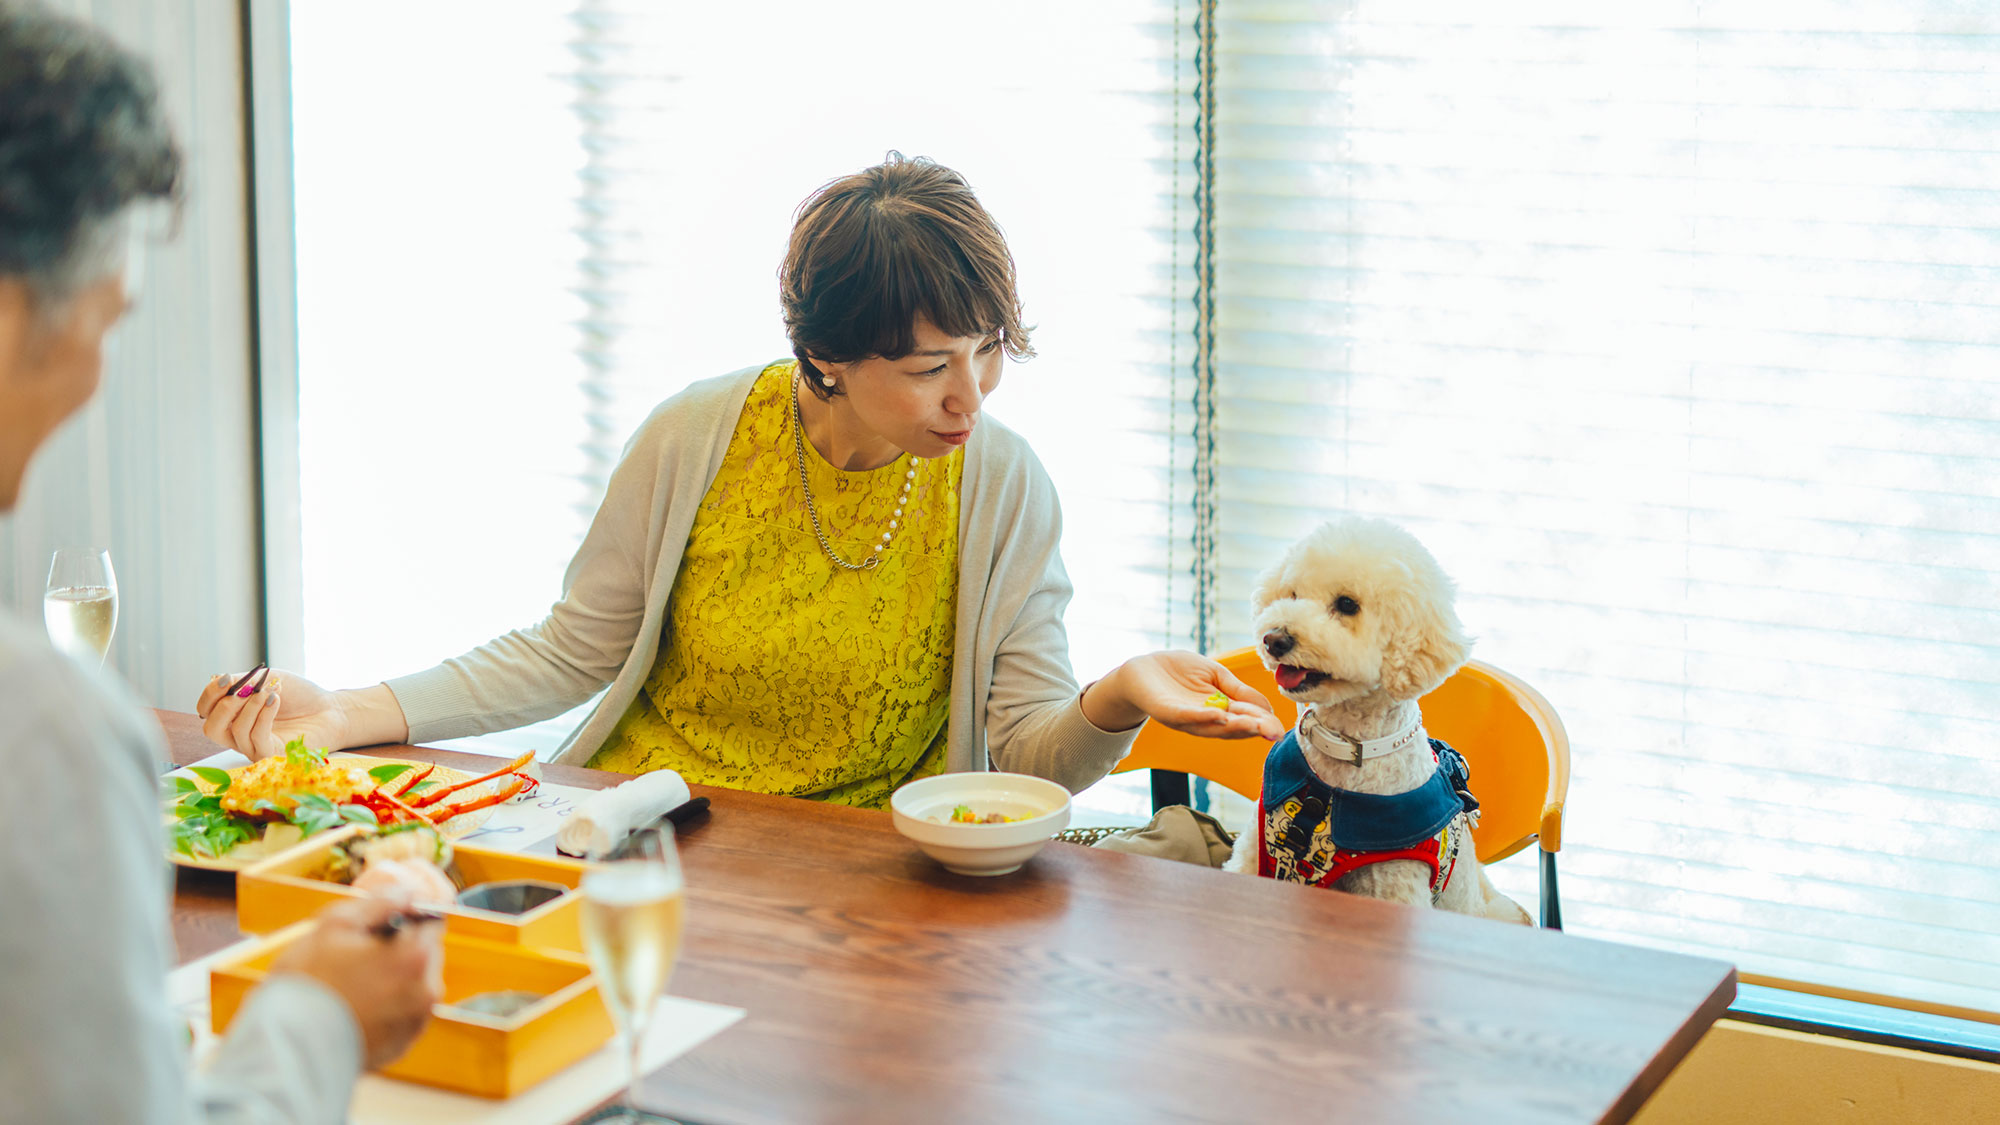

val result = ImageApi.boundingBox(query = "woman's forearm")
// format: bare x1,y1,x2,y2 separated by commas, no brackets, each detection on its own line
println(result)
1079,661,1149,734
338,684,411,748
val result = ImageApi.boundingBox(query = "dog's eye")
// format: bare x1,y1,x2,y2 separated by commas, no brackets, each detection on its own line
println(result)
1333,595,1361,616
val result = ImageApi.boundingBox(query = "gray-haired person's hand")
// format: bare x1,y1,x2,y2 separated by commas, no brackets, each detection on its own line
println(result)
271,896,443,1070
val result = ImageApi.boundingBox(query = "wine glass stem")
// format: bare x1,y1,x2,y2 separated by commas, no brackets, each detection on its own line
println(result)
625,1018,647,1121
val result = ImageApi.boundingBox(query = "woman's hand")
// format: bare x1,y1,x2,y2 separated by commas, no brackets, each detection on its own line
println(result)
194,673,409,760
1082,650,1285,741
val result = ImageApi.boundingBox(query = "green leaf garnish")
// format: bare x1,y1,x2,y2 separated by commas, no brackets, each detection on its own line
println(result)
284,737,326,769
338,804,379,825
367,763,415,783
405,780,437,795
189,766,232,791
170,776,199,793
168,807,258,858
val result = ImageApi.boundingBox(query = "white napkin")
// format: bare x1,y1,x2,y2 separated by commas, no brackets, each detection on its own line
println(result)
555,769,692,858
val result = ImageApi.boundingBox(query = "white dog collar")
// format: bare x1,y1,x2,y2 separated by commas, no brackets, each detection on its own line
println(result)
1298,707,1427,767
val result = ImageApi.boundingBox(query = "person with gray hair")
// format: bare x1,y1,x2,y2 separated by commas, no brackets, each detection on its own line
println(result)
0,3,441,1120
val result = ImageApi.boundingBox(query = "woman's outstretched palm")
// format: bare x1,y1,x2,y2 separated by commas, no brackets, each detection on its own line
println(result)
1116,650,1285,741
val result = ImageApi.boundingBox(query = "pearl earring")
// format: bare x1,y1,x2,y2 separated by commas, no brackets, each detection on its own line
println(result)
822,374,836,388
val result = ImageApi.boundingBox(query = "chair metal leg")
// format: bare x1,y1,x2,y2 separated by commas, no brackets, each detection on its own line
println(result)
1151,769,1191,813
1539,848,1563,930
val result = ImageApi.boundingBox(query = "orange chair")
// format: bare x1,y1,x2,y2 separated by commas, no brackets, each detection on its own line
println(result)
1114,646,1571,928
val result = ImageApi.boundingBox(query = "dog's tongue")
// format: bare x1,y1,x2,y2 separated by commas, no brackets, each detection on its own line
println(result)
1275,665,1309,691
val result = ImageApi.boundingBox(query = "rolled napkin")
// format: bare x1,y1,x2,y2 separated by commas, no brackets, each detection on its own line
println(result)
556,768,693,858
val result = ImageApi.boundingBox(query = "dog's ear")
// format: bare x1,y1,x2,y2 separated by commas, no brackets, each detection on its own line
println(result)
1378,576,1473,702
1250,557,1287,615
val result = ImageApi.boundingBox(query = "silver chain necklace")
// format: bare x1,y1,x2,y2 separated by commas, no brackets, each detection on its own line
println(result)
791,375,920,572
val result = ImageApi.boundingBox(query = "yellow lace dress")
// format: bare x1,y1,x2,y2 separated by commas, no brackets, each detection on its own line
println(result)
585,361,963,808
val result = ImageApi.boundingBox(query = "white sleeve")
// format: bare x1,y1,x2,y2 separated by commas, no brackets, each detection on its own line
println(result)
0,640,359,1124
192,976,363,1125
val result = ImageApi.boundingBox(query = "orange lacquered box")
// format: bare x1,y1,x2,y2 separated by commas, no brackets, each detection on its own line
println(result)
237,824,588,954
210,921,613,1098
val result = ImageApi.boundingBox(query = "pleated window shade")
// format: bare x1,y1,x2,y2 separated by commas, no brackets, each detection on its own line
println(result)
1211,1,2000,1012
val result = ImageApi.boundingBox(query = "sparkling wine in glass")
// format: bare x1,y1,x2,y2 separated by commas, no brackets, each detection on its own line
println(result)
581,827,686,1123
45,547,118,665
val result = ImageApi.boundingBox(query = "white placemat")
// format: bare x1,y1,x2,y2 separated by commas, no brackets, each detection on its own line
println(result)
169,945,744,1124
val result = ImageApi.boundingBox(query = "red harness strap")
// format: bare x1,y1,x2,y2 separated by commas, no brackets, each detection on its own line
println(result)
1256,801,1462,895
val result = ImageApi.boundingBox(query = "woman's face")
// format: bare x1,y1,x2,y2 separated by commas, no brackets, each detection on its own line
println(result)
816,316,1005,460
0,275,130,510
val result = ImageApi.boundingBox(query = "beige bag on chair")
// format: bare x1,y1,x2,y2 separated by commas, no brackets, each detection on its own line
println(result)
1091,806,1236,868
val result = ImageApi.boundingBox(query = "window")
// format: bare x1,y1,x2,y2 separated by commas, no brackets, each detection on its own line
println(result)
1213,1,2000,1013
281,0,1998,1016
287,1,1199,816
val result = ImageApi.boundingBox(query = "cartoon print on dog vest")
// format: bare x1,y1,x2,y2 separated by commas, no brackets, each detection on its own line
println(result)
1255,730,1481,898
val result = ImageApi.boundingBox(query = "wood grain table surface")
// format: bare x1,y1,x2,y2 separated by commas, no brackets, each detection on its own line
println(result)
160,711,1736,1125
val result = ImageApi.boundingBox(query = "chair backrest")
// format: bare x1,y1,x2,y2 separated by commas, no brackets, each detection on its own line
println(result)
1113,647,1570,863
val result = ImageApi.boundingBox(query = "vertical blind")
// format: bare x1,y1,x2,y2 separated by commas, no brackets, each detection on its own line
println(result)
1212,1,2000,1012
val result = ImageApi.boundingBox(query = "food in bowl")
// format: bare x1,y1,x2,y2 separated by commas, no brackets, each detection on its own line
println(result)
325,822,452,878
936,804,1023,825
890,772,1072,876
319,823,459,903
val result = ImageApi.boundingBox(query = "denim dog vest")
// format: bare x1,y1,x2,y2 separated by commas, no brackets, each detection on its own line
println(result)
1255,729,1481,896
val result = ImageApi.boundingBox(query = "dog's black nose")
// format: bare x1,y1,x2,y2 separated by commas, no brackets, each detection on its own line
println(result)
1264,629,1295,659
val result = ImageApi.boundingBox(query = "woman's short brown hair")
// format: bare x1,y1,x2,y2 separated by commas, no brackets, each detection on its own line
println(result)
781,153,1033,398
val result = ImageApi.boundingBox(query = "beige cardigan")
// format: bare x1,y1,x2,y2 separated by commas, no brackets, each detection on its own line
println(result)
386,364,1138,791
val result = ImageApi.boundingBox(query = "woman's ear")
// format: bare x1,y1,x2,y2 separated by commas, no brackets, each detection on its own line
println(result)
803,352,847,388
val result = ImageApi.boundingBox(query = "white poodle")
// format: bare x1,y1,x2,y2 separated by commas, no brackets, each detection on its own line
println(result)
1223,517,1530,925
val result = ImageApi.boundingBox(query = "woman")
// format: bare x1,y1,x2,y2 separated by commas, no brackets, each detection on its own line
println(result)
0,2,435,1119
199,156,1279,803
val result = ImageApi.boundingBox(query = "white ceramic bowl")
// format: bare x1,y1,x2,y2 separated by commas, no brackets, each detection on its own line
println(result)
890,772,1072,877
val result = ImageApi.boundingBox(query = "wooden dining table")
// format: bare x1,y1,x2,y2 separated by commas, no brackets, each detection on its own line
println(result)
161,710,1736,1125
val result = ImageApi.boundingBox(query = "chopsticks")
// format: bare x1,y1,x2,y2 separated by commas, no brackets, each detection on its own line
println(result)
369,909,446,940
222,664,270,699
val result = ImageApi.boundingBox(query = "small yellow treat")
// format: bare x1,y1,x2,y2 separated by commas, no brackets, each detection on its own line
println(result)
1203,691,1230,710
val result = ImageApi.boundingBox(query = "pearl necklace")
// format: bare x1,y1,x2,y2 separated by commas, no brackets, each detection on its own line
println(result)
791,376,919,572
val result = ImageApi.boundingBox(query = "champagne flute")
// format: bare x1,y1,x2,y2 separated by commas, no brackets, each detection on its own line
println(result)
44,547,118,666
581,828,686,1123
